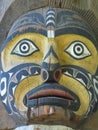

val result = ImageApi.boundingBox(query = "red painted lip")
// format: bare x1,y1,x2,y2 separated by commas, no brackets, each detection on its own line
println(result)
28,89,75,101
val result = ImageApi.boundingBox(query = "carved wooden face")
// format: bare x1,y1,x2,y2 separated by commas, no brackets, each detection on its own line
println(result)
0,8,98,124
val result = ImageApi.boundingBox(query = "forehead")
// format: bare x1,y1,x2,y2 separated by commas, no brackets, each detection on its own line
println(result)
1,8,97,51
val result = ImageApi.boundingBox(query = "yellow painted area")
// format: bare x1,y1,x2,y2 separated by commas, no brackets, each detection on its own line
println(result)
59,74,90,116
56,34,98,74
1,33,98,75
1,32,97,117
44,53,59,64
14,75,43,111
1,33,47,71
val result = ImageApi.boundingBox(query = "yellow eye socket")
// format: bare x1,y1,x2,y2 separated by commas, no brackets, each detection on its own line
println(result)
65,41,91,59
11,39,39,56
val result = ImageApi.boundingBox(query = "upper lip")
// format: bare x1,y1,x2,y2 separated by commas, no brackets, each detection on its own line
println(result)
28,89,75,101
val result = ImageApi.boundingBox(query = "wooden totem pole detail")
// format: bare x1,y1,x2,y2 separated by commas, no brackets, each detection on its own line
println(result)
0,4,98,129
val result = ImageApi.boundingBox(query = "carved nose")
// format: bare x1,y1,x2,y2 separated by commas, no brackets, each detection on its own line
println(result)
41,68,62,82
41,46,62,82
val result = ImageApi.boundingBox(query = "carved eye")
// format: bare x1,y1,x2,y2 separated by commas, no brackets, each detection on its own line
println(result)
11,39,39,56
65,41,91,59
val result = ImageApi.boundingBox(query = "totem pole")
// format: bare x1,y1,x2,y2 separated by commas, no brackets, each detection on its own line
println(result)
0,1,98,130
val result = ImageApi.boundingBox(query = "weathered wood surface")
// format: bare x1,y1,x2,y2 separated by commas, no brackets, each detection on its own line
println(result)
0,99,16,129
0,0,98,130
0,0,15,22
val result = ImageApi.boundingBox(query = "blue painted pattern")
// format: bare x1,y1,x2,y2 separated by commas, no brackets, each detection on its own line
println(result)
0,63,41,114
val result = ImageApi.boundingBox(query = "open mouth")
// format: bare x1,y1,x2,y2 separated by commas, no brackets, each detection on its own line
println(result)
23,83,80,111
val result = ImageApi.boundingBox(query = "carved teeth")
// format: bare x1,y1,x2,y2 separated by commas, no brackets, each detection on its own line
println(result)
26,105,55,120
43,105,55,115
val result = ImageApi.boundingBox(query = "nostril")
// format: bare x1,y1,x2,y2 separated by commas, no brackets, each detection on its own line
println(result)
41,68,62,82
41,69,49,82
54,68,62,82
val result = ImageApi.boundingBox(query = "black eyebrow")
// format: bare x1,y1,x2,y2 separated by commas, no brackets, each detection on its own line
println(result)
1,28,47,52
55,27,98,50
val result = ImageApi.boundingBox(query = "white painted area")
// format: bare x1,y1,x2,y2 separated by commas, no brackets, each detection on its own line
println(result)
47,30,55,38
0,0,15,22
14,125,75,130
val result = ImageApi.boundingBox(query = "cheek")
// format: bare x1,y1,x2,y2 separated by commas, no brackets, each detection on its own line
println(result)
1,45,16,71
1,49,43,72
14,75,43,111
59,74,90,116
80,56,98,74
58,50,98,74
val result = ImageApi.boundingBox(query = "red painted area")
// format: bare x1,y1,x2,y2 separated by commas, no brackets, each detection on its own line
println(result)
28,89,75,100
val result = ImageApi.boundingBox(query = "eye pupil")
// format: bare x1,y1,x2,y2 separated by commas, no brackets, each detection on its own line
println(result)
74,44,83,56
77,47,81,51
20,42,30,53
23,46,26,49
